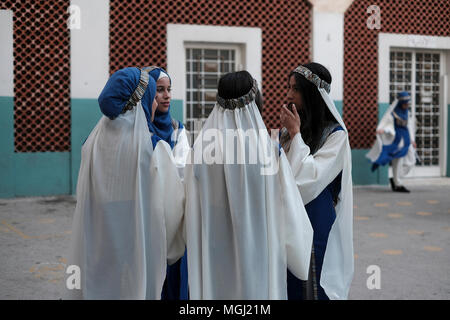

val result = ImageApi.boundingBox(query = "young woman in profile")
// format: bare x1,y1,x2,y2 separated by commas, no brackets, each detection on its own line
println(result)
68,67,185,299
147,66,191,179
146,66,190,300
280,62,354,300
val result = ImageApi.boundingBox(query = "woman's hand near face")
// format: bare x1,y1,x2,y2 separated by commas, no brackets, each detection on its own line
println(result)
280,104,301,139
151,98,158,122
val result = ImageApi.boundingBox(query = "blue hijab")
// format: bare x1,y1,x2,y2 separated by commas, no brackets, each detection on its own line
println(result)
393,91,410,121
147,67,183,149
98,67,160,147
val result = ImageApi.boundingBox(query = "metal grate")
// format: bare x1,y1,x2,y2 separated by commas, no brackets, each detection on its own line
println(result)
109,0,311,131
389,51,412,103
0,0,71,152
185,47,236,141
414,52,441,166
389,50,441,168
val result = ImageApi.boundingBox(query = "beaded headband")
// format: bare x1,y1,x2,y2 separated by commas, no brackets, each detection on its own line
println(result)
121,68,149,114
293,65,331,94
216,79,259,109
398,95,411,101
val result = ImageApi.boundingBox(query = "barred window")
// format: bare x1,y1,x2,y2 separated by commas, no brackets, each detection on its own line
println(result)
185,44,243,142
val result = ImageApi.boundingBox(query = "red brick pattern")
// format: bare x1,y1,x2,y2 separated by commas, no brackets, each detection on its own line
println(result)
344,0,450,148
1,0,71,152
109,0,312,129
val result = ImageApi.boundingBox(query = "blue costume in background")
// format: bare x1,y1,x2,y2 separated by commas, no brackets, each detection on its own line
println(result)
371,94,411,172
148,67,189,301
287,126,343,300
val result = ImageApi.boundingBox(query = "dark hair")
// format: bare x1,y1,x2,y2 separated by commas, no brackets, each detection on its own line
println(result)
218,70,263,113
289,62,336,154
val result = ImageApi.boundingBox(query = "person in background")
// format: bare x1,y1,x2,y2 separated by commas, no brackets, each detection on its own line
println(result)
367,91,417,193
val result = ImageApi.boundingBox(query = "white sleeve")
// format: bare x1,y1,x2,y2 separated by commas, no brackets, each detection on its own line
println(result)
279,152,313,280
286,130,347,205
172,128,191,180
183,159,203,298
407,113,416,143
151,141,186,265
378,111,395,137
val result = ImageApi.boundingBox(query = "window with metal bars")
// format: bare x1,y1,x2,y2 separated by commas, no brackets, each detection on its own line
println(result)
185,46,238,142
389,50,441,168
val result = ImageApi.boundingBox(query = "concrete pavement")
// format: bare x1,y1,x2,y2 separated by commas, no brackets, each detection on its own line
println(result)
0,178,449,300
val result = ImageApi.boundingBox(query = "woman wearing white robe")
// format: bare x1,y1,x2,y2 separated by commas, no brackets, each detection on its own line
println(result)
280,63,354,300
184,71,313,300
67,67,185,299
146,66,191,180
366,91,417,192
146,66,191,300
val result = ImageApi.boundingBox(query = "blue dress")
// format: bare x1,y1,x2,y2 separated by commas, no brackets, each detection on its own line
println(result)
159,119,189,301
371,107,410,171
287,126,343,300
161,250,189,300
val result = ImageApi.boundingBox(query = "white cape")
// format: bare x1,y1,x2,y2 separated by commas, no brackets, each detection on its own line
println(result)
172,127,191,179
67,102,185,299
284,88,354,300
366,99,416,176
184,100,313,299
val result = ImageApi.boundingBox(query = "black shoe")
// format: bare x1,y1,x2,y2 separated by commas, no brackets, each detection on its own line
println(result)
394,185,410,193
389,178,396,191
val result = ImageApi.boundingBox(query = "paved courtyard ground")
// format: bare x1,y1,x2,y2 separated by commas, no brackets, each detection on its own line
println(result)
0,178,449,300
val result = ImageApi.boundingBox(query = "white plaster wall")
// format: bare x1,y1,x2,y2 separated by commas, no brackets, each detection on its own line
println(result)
70,0,109,99
167,24,262,103
308,0,354,13
312,10,344,101
0,10,14,97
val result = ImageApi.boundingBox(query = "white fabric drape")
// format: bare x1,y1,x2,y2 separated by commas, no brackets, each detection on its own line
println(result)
67,102,185,299
183,100,313,300
283,88,354,300
172,128,191,180
366,100,416,176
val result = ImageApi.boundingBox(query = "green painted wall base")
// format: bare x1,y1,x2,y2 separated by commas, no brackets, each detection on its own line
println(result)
351,149,388,185
1,97,181,198
0,96,16,198
170,99,184,124
70,98,103,193
334,100,343,117
0,96,71,197
1,98,447,198
0,97,102,198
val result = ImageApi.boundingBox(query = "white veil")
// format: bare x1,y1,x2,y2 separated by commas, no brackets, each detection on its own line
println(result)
67,102,185,299
317,88,354,300
184,88,313,299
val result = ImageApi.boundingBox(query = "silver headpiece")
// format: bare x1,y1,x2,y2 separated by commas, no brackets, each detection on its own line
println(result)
121,68,150,114
216,79,259,109
293,65,331,94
